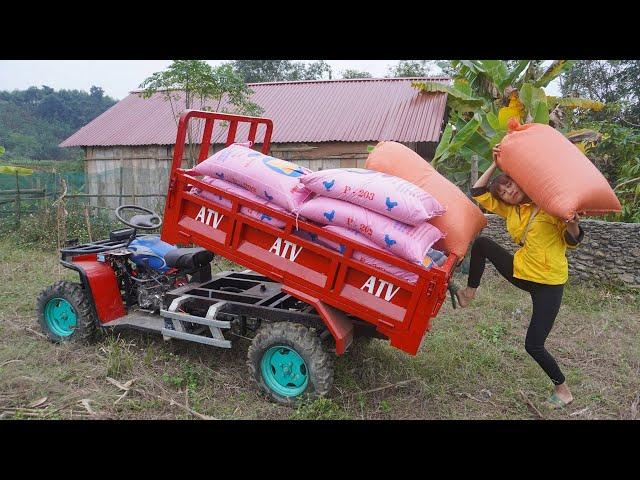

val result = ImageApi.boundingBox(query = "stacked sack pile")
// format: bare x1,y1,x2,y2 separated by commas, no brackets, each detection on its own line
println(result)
186,124,622,285
294,168,449,283
187,141,313,229
186,142,452,284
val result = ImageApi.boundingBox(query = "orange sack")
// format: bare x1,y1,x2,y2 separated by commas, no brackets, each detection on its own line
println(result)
497,119,622,221
365,141,487,258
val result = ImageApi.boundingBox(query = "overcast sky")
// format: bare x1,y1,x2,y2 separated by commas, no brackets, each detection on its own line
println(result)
0,60,562,100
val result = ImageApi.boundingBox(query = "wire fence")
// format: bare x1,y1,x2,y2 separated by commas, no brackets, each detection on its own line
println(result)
0,167,167,249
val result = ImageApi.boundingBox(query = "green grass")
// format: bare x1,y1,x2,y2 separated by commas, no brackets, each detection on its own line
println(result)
0,241,638,420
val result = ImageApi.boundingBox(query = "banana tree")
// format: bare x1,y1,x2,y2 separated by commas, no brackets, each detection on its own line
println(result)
413,60,605,183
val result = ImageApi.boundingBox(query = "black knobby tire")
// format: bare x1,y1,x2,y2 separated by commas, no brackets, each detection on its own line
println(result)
36,281,97,343
247,322,334,405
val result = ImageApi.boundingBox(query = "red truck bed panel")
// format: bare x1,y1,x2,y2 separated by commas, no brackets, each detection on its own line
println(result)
161,110,457,355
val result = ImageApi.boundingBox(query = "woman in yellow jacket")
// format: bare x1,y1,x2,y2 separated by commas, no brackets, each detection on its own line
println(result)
452,144,584,409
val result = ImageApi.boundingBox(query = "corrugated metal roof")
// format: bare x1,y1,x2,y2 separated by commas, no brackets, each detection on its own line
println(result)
60,77,449,147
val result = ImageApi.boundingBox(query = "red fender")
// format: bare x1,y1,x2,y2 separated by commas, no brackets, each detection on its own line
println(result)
65,254,126,323
282,285,354,355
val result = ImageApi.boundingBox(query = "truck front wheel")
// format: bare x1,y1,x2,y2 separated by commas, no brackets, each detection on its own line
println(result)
36,281,96,343
247,322,333,405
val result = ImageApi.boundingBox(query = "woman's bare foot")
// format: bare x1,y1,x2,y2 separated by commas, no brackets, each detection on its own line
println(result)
552,382,573,406
456,287,476,308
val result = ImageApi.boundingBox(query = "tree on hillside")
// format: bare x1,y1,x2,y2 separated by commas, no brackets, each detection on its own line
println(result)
0,85,116,160
231,60,332,83
341,69,373,79
90,86,105,99
387,60,437,78
561,60,640,125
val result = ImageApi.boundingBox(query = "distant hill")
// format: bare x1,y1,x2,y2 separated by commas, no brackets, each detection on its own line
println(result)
0,86,117,160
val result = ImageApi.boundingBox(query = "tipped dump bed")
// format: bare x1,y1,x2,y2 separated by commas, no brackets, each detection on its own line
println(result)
161,110,457,355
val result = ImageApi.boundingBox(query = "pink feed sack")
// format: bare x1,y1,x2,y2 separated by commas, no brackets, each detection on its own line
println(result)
318,226,433,284
191,176,288,229
189,144,313,212
295,196,444,264
299,168,445,225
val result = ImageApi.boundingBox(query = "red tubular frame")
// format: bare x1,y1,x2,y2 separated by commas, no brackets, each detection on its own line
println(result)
161,110,457,355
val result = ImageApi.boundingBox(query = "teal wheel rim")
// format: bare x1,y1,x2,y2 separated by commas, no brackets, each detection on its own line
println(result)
260,345,309,397
44,298,77,337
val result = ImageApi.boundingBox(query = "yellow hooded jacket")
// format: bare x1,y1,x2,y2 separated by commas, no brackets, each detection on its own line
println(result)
472,188,583,285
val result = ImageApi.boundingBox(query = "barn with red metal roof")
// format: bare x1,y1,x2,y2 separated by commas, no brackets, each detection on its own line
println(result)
60,77,449,209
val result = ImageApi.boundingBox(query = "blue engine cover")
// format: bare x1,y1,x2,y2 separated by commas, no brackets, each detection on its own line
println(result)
128,236,176,272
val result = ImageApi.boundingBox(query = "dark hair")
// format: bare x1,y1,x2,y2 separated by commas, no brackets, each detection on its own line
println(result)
488,173,512,198
488,173,531,204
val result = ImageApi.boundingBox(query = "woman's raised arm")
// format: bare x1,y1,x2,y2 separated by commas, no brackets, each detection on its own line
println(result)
473,144,501,189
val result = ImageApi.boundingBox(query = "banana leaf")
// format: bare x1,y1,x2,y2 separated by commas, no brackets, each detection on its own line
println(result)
533,101,550,124
491,130,507,144
478,155,494,171
523,61,543,84
534,60,576,88
453,78,473,97
447,114,482,155
565,129,603,143
433,123,454,161
458,60,485,73
519,83,547,116
478,60,509,91
453,171,469,184
463,131,492,159
486,111,502,131
479,115,496,138
412,81,485,112
498,104,525,129
433,115,482,167
546,96,605,111
504,60,530,88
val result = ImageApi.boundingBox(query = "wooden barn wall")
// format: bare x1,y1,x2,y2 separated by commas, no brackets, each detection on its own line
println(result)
84,142,432,210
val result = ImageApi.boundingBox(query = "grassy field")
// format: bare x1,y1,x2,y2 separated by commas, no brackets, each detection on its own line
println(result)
0,239,638,420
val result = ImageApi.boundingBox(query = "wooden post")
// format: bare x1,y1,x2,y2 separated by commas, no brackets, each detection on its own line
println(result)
35,177,42,210
84,204,93,242
15,172,20,228
471,155,479,188
119,161,124,208
132,164,137,207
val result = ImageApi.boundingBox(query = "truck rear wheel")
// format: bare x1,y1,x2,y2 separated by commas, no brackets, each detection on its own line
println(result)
247,322,333,405
36,281,96,343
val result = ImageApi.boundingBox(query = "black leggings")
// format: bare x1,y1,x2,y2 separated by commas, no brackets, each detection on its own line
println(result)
467,236,566,385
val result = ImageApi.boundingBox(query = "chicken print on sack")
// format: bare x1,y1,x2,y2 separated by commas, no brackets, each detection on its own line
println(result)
260,213,272,222
384,234,396,248
323,210,336,222
385,197,398,211
322,179,335,191
215,172,224,180
264,191,274,201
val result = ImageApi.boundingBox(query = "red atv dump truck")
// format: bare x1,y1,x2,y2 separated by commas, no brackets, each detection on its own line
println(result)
37,110,458,404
